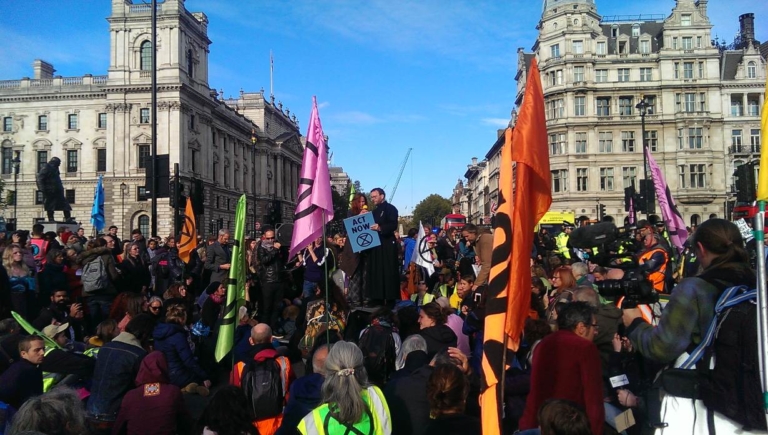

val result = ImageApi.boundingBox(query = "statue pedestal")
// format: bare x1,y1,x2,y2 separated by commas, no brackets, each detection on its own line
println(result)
39,221,80,234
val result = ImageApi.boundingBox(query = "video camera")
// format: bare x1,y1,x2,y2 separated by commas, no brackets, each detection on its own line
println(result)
569,222,638,266
596,269,658,308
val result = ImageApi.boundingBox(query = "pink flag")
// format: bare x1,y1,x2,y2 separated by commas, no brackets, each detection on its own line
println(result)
289,97,334,259
644,147,688,255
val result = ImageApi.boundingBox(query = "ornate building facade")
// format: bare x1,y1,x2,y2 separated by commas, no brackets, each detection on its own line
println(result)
0,0,303,237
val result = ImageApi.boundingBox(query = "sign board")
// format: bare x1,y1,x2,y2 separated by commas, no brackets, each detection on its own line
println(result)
735,218,754,242
343,213,380,253
535,211,576,234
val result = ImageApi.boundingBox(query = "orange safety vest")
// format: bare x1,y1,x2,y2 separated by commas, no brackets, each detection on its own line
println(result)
638,247,668,293
231,354,293,435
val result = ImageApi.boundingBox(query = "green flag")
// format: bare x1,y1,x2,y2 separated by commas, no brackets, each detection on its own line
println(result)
215,194,247,362
12,311,61,350
348,183,356,207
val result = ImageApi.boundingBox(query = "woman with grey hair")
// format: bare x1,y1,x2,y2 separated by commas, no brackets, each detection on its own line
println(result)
298,341,392,434
396,334,427,370
8,388,87,435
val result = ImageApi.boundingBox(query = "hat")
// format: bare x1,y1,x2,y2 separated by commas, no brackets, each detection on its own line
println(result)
440,268,453,276
42,322,69,339
636,219,652,228
655,221,666,228
563,221,575,229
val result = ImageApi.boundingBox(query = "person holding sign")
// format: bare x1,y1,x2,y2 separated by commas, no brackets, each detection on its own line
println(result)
340,193,369,308
365,188,399,306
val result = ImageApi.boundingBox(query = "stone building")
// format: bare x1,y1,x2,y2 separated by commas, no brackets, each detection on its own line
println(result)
0,0,304,237
507,0,766,225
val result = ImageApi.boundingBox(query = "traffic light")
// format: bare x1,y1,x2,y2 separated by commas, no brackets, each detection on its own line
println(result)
271,200,282,225
598,203,606,220
191,179,205,215
735,163,756,203
639,179,655,214
624,187,635,212
169,182,185,208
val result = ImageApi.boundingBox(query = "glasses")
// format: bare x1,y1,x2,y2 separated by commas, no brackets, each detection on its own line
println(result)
264,237,275,240
149,306,161,311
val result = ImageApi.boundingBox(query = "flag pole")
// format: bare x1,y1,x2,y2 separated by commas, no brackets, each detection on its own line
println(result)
323,209,330,345
754,202,768,428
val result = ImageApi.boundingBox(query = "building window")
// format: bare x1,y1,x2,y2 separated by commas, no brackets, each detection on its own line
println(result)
731,97,743,116
683,62,693,79
596,41,606,55
191,149,197,173
97,148,107,172
574,96,585,116
186,48,194,78
622,167,638,188
234,167,239,189
37,150,48,171
673,62,680,79
595,69,608,83
672,37,678,49
189,114,196,130
682,37,693,50
644,96,656,114
548,133,565,155
619,97,633,115
640,40,650,54
98,113,107,129
600,167,614,191
732,129,743,146
686,164,707,188
621,131,635,152
37,115,47,131
140,41,152,71
2,117,12,132
551,169,568,193
67,114,78,130
640,68,652,81
140,108,150,124
599,131,613,153
550,44,560,58
572,40,583,54
213,161,218,183
547,99,564,119
35,190,44,205
685,93,696,112
575,132,587,153
611,25,619,38
549,70,563,86
681,14,692,26
66,150,78,173
679,127,703,149
748,98,760,116
747,61,757,79
573,66,584,82
632,24,640,37
137,187,148,201
645,130,658,152
138,144,150,169
698,62,704,78
65,189,75,204
1,147,12,175
697,36,702,48
751,129,761,150
138,215,150,235
699,92,707,112
618,68,630,82
577,168,589,192
596,97,611,116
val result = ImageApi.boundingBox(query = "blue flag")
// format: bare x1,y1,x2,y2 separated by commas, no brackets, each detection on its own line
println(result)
90,175,105,232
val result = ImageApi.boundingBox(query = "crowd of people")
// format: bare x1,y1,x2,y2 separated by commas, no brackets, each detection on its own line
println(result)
0,190,765,435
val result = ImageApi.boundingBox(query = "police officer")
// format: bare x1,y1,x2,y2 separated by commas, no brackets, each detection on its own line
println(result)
555,221,575,262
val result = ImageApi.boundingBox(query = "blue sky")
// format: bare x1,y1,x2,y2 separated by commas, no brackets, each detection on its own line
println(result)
1,0,767,215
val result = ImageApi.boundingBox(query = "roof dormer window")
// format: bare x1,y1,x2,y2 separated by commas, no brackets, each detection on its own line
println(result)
681,14,692,26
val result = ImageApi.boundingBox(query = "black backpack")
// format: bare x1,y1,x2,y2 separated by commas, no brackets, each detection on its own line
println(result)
240,357,285,420
682,282,766,432
358,324,396,386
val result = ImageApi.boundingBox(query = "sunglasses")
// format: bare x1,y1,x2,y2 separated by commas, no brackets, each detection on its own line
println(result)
149,306,161,311
264,237,275,240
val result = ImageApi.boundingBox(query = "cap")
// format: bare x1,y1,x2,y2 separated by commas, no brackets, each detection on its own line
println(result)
42,322,69,339
655,221,666,228
563,221,575,229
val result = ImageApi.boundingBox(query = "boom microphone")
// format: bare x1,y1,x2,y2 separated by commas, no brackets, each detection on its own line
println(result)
569,222,618,249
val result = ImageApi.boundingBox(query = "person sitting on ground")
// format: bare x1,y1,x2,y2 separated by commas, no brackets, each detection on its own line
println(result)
424,363,481,434
277,344,331,435
0,335,45,411
450,275,474,315
195,385,258,435
417,302,458,359
298,341,391,435
32,289,84,342
538,399,593,435
152,304,210,395
7,387,88,435
410,279,434,307
39,323,96,392
0,318,22,374
112,351,192,435
394,334,428,374
436,297,470,356
85,319,119,357
117,292,146,333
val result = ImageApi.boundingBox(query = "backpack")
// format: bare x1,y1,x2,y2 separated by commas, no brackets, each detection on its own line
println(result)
679,283,766,432
358,324,396,386
82,256,109,294
241,358,285,420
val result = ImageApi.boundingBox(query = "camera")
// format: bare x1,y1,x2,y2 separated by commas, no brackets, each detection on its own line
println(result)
596,270,658,308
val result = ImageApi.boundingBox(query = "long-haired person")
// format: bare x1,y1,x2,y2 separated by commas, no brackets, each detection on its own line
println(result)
623,219,764,433
299,341,391,434
424,364,480,434
339,193,369,308
3,243,36,319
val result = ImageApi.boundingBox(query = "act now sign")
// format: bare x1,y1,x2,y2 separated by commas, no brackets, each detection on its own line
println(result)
343,213,381,253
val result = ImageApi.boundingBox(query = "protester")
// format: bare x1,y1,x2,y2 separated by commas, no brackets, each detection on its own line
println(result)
79,238,122,328
257,229,284,329
366,188,400,306
424,363,480,434
195,385,258,435
0,335,45,410
152,304,210,395
417,302,457,359
4,244,36,320
205,230,232,286
118,242,151,295
7,387,88,435
278,344,330,435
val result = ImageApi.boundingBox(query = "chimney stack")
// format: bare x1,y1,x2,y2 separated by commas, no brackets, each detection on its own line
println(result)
739,13,755,48
32,60,55,80
471,157,479,166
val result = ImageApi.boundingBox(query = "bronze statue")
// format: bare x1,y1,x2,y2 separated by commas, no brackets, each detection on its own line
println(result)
36,157,73,222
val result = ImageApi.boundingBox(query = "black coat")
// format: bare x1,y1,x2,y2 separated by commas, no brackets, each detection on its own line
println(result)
38,262,69,299
257,244,283,284
384,365,433,435
204,242,231,284
367,201,400,300
118,256,152,293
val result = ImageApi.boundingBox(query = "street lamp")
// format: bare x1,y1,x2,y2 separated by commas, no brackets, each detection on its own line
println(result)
120,182,128,239
251,129,258,234
12,151,20,228
636,98,651,219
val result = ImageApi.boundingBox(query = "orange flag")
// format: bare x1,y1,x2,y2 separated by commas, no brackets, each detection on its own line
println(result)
178,197,197,264
481,58,551,435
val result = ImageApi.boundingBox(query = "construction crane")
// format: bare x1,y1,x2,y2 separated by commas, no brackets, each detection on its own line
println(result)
389,148,412,202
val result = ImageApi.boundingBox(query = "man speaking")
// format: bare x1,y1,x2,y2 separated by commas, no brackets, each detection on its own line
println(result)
366,188,399,306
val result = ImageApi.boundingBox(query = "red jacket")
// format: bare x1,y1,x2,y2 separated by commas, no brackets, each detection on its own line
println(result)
519,329,605,435
112,351,191,435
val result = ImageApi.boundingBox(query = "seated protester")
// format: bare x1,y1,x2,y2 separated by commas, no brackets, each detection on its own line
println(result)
112,351,192,435
276,344,330,435
432,269,457,299
424,363,481,435
530,277,548,317
7,387,88,435
231,323,294,435
395,334,428,372
39,323,96,392
87,314,155,428
573,286,621,374
436,297,470,357
152,304,210,395
276,305,300,341
358,308,401,386
0,318,22,374
417,302,457,359
195,385,259,435
162,282,194,321
450,274,474,315
146,296,164,321
538,399,593,435
0,335,45,411
85,319,119,357
298,341,391,435
117,292,147,333
410,279,434,306
32,289,85,342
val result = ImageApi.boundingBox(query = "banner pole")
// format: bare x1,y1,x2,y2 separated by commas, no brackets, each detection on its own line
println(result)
754,201,768,427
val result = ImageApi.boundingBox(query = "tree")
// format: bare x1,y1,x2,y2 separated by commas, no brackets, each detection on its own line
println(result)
412,194,452,229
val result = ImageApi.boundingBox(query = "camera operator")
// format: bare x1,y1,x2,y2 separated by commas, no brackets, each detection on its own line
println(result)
636,233,668,294
621,219,758,433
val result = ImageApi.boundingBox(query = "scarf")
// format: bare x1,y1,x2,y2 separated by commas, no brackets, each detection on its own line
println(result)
209,292,225,305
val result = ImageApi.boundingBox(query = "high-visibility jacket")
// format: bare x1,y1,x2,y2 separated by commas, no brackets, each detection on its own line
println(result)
42,346,97,392
410,293,434,306
298,385,391,435
555,233,570,259
231,351,293,435
639,247,668,293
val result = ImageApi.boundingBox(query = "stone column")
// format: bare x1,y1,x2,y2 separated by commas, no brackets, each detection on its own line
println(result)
276,155,284,199
742,93,747,116
290,162,296,201
260,151,268,197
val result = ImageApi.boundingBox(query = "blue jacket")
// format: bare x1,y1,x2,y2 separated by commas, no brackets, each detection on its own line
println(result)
277,372,324,435
403,237,416,266
152,322,207,387
87,332,147,420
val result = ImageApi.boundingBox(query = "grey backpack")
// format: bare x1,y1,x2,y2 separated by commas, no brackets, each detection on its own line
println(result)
82,256,109,294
